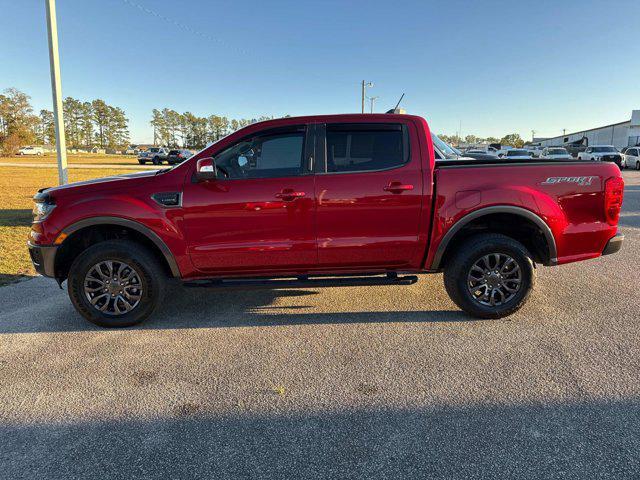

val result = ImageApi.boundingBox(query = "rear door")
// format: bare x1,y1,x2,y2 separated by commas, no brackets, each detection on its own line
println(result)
182,124,317,274
314,121,424,269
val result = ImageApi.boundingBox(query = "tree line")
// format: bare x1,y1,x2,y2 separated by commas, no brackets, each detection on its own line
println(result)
0,87,280,155
150,109,273,149
438,133,526,148
0,87,131,154
2,86,528,156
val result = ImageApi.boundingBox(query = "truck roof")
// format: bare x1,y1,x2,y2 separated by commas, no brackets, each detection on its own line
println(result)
248,113,424,127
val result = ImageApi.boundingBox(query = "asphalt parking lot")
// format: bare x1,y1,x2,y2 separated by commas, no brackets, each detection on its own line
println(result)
1,171,639,479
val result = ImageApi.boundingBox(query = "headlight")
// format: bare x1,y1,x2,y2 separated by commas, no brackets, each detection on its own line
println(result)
32,191,56,222
33,202,56,222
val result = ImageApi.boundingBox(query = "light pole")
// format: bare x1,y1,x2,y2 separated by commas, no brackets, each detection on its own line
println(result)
367,96,379,113
45,0,68,185
361,81,373,113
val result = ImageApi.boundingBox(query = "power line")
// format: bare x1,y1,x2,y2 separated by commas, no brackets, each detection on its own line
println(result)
120,0,248,55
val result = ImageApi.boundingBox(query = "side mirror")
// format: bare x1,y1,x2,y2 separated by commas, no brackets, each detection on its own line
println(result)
196,158,217,182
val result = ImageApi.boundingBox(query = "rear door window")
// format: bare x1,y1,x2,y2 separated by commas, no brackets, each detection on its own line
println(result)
324,124,408,173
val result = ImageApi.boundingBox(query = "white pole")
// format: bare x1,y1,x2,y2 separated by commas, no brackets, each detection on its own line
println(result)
45,0,68,185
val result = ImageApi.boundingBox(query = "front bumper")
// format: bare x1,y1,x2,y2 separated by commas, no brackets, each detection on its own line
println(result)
27,242,58,277
602,233,624,256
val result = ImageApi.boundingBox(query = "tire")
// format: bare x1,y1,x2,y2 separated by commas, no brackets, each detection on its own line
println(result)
138,160,146,165
67,240,166,327
443,233,535,319
636,161,640,171
152,156,161,165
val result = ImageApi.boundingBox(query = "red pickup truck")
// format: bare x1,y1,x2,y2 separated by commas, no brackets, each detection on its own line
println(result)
28,114,624,327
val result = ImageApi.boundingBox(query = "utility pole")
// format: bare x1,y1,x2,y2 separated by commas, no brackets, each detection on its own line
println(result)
361,81,373,113
367,96,379,113
45,0,68,185
531,130,537,142
562,128,567,136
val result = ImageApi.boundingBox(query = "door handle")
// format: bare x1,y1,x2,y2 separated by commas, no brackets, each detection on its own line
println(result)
275,189,306,201
383,182,414,193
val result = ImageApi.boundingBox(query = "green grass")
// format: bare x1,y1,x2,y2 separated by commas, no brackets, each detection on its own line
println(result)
0,166,140,286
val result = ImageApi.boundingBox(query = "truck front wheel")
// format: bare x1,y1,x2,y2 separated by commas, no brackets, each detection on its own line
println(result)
443,233,535,319
67,240,166,327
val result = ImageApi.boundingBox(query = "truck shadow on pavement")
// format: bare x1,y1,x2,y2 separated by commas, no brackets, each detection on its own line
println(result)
2,400,638,479
0,283,469,334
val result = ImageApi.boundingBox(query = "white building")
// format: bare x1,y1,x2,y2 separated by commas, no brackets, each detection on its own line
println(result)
539,110,640,149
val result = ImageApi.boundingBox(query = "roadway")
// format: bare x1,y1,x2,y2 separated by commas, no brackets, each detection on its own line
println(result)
1,170,639,479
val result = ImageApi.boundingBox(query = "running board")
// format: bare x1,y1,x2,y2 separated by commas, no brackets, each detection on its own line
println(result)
183,273,418,289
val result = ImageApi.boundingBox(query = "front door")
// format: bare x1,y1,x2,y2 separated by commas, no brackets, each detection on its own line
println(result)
314,122,424,269
182,125,317,274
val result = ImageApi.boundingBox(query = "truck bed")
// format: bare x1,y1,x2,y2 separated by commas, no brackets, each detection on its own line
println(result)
428,159,621,267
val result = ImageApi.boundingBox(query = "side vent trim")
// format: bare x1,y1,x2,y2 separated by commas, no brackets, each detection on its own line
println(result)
151,192,182,208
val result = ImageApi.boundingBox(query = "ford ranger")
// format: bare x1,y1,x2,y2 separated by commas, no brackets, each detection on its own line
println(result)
28,114,625,327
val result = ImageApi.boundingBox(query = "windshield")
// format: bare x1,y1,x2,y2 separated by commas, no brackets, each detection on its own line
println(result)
431,134,459,159
593,146,617,153
548,148,568,154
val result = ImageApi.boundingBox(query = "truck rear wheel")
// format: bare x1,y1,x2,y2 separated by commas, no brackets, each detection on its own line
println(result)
443,233,535,319
67,240,166,327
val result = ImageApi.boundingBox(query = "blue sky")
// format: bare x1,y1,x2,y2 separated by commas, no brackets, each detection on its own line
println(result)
2,0,639,143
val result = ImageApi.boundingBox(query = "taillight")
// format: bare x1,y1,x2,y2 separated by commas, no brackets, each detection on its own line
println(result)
604,176,624,226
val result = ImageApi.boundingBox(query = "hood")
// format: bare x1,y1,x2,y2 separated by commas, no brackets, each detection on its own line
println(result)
42,169,161,196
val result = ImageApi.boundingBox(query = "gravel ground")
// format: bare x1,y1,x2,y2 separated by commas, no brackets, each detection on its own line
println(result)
1,170,639,479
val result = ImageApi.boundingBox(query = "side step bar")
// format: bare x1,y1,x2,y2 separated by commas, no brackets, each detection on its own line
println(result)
183,273,419,289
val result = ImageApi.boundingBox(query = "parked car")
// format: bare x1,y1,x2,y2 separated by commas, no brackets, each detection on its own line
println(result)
28,113,624,327
539,147,573,160
17,146,44,156
526,146,544,158
577,145,623,166
460,149,500,161
622,146,640,170
503,149,533,160
138,147,169,165
124,146,139,155
166,149,194,165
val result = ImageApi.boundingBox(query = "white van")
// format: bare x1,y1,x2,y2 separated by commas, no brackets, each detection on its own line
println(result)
17,146,44,156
